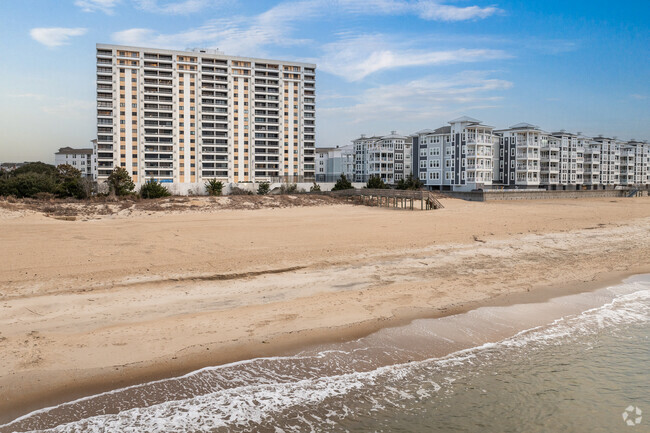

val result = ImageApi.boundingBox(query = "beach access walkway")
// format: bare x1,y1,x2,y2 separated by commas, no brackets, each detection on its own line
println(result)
330,188,445,210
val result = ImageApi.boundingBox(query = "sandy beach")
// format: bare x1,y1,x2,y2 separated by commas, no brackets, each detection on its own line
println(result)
1,195,649,423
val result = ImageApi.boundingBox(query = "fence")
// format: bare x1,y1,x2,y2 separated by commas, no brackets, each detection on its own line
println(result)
329,188,444,210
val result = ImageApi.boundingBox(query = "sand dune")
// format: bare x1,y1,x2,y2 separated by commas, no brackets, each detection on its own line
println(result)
1,196,649,422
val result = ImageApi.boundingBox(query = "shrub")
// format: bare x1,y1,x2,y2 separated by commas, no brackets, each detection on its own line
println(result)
140,179,171,199
331,174,353,191
107,167,135,196
279,183,298,194
0,172,60,198
0,162,89,199
310,182,321,192
396,174,424,190
229,186,254,195
34,192,56,201
205,179,223,196
365,175,387,189
257,182,270,195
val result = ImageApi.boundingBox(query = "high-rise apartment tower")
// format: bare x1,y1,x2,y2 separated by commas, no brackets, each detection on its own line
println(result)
96,44,316,187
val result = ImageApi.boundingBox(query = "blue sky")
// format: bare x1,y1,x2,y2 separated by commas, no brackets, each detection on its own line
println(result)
0,0,648,162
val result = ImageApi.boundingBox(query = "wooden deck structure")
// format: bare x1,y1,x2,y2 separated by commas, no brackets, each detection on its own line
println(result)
331,189,444,210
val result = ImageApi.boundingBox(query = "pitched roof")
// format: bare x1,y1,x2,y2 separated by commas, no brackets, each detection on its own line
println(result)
55,147,94,155
449,116,482,124
509,122,540,129
381,132,407,139
413,128,435,135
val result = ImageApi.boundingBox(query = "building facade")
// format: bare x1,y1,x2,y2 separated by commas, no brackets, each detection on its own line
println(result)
96,44,315,187
352,132,412,184
315,145,354,182
411,117,497,191
348,118,649,192
54,146,97,179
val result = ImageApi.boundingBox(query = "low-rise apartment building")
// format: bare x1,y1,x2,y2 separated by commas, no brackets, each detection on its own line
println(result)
412,117,497,191
352,132,412,184
495,123,544,188
54,146,97,179
591,136,621,187
315,144,354,182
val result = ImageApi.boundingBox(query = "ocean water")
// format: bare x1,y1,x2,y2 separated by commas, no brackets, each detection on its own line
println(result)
2,276,649,433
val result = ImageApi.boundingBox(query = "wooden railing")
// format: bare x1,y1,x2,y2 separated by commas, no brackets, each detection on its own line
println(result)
329,189,444,210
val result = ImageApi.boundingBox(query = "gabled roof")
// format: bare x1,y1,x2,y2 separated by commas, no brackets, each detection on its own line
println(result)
551,130,576,137
449,116,481,124
509,122,540,129
413,128,435,135
381,132,407,140
433,126,452,134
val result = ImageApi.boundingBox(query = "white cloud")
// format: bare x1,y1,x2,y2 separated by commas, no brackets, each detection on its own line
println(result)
336,0,501,21
30,27,88,47
74,0,121,14
415,2,500,21
134,0,213,14
112,0,502,54
112,1,318,55
630,94,647,100
319,34,510,81
321,71,513,124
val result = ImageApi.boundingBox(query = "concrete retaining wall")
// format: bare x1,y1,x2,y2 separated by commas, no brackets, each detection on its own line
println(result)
446,189,630,201
135,181,367,196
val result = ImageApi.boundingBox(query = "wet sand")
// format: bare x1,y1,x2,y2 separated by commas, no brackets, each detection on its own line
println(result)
1,196,649,422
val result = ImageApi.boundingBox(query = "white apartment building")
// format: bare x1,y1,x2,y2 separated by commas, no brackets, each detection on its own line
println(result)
626,140,649,185
620,139,649,186
352,132,412,184
412,117,497,191
315,144,355,182
351,118,648,192
592,136,621,186
583,141,602,187
96,44,316,188
54,145,97,179
495,123,545,188
540,130,585,189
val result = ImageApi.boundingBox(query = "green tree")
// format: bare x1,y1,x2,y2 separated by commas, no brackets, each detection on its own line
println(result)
140,179,171,198
0,162,88,199
12,162,59,177
205,179,223,196
57,164,88,199
107,167,135,196
310,182,321,192
257,182,270,195
396,174,424,190
366,175,387,189
0,172,60,198
331,174,353,191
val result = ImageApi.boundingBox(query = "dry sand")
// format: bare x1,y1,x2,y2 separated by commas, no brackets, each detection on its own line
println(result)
1,196,649,422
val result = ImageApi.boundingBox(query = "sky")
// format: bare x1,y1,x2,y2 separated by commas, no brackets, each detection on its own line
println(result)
0,0,648,163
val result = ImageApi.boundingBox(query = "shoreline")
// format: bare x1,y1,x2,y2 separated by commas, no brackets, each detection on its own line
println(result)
1,197,649,424
3,266,649,425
